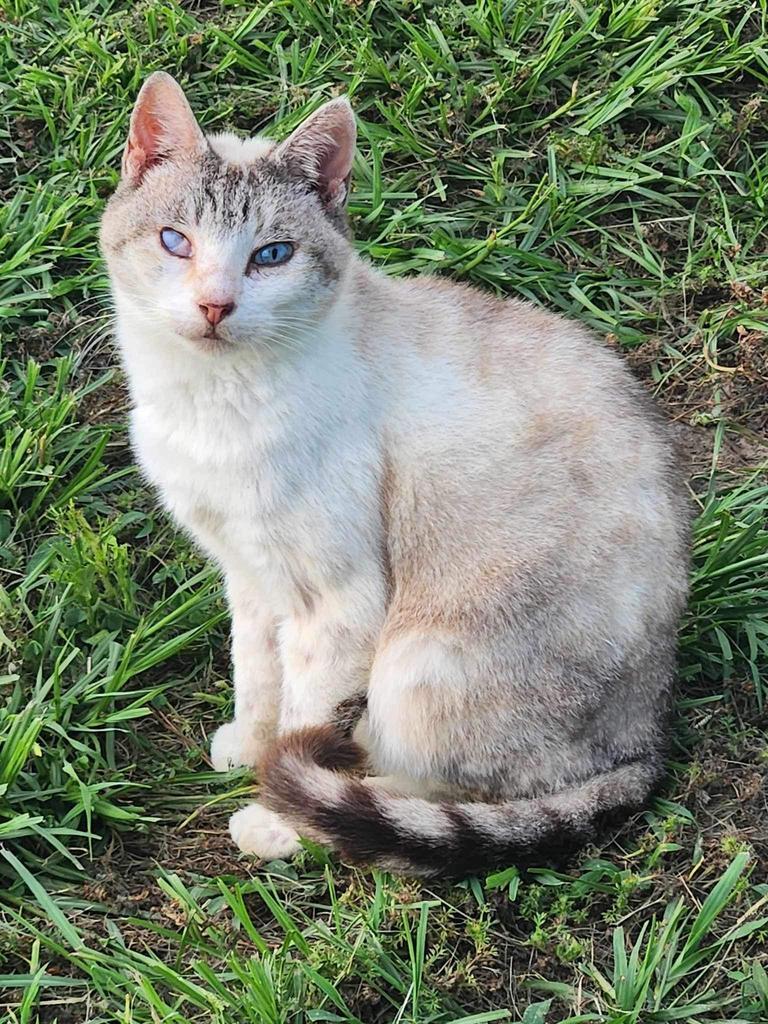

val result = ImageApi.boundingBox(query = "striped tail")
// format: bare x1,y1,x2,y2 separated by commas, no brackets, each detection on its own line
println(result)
259,726,661,877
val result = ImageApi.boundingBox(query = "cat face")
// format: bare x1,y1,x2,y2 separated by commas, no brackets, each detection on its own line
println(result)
101,73,356,353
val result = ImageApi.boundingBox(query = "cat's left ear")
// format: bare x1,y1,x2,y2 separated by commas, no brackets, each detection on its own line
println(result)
123,72,207,186
275,97,356,210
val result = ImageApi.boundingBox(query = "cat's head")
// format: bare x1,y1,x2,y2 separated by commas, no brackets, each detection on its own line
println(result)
101,72,356,353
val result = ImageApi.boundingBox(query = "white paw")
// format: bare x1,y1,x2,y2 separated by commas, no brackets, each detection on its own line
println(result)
229,803,301,860
210,720,270,772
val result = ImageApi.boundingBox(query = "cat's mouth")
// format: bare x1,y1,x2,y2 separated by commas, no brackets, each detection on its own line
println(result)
189,325,234,352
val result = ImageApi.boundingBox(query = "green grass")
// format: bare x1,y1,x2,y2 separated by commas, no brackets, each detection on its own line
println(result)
1,0,767,1021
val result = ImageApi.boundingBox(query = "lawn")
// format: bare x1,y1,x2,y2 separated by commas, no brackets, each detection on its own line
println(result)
2,0,768,1021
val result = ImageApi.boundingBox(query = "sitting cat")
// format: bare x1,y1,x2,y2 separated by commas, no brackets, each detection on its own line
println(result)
101,72,689,876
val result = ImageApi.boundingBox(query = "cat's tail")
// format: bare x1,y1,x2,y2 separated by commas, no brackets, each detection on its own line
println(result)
259,726,661,877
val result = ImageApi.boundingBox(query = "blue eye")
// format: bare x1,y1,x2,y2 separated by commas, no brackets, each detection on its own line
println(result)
251,242,294,267
160,228,192,258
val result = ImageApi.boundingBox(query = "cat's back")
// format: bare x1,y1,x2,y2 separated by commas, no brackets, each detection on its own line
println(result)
353,270,688,658
358,269,673,467
357,268,687,595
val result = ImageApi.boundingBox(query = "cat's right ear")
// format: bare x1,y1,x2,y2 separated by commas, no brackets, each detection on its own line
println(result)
122,72,206,186
274,97,356,212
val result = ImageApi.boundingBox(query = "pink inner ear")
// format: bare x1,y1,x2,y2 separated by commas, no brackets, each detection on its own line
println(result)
317,126,355,194
127,110,166,176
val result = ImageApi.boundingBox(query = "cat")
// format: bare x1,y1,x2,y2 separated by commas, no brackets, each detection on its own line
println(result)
101,72,690,876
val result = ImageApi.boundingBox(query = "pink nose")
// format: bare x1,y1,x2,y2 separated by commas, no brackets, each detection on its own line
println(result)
199,301,235,326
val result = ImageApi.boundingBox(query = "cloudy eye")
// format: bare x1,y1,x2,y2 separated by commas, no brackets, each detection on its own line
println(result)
160,228,192,258
251,242,294,267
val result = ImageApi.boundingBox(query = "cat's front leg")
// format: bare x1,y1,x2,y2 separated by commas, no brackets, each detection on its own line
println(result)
278,572,385,732
209,573,281,771
228,570,385,859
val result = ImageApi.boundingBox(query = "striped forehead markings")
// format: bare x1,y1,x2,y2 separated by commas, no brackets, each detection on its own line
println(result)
193,155,256,228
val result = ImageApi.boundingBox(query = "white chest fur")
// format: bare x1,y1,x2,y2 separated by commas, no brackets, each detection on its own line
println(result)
123,328,382,615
